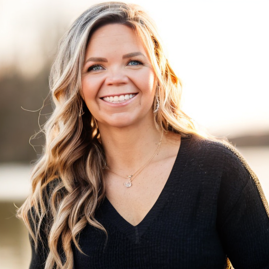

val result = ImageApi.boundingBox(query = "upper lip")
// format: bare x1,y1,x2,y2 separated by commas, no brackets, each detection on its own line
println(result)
99,93,138,98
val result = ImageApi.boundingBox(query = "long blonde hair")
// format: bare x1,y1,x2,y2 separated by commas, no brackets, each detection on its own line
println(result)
18,2,201,268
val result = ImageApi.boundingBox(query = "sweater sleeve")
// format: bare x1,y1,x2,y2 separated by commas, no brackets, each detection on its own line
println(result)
28,206,50,269
28,179,61,269
217,146,269,269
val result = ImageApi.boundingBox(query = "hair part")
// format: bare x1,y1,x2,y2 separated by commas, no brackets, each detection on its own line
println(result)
18,2,202,268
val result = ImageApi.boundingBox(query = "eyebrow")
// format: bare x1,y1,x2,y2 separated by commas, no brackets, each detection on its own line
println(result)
122,52,145,59
85,57,108,63
85,52,145,64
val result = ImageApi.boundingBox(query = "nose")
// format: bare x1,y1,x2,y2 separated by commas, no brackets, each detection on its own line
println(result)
105,66,128,86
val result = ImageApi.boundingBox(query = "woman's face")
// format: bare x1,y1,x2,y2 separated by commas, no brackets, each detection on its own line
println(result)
81,23,156,129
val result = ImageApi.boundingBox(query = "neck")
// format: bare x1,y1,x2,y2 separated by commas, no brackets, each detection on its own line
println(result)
98,119,162,174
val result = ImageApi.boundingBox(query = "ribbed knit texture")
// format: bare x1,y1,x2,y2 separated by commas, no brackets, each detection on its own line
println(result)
30,135,269,269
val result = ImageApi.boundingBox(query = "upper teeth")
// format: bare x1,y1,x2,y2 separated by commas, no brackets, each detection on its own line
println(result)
103,94,136,103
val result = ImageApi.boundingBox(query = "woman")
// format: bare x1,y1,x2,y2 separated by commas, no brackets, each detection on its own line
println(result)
18,2,269,269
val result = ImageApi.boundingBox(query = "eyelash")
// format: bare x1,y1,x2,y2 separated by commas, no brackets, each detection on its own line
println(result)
127,60,143,66
86,60,143,72
87,64,104,72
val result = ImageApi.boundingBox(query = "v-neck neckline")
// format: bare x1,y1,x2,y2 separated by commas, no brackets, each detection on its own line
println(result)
98,136,191,244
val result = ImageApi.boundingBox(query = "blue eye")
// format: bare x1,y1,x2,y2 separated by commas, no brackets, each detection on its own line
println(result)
87,65,104,72
128,60,142,66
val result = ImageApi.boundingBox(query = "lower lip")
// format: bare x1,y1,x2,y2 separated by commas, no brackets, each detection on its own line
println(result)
100,94,138,107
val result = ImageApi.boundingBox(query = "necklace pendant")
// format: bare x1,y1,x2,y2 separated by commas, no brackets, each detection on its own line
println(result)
124,180,132,188
124,175,133,188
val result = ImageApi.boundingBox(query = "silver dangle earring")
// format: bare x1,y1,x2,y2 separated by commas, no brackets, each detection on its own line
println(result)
154,97,160,113
154,85,160,113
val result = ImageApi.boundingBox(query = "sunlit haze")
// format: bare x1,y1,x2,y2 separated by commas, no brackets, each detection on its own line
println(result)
1,0,269,137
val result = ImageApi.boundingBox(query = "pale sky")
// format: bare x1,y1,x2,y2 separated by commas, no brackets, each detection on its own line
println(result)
1,0,269,137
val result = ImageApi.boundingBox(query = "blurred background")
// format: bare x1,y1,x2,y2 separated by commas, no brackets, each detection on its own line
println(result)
0,0,268,268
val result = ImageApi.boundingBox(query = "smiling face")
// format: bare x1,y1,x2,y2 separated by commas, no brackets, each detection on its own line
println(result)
81,23,156,129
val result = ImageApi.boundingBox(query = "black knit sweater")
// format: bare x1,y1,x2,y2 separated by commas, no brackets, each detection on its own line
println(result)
30,135,269,269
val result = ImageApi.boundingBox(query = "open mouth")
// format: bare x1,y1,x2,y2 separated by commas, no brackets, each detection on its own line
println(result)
101,93,137,103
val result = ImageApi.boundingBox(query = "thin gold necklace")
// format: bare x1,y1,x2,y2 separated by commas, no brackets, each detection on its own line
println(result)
106,132,163,188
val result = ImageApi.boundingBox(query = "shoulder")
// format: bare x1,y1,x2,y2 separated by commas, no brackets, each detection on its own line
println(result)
182,134,245,171
181,134,259,202
184,135,269,223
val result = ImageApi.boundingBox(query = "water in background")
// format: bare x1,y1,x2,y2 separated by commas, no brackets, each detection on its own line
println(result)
0,147,269,269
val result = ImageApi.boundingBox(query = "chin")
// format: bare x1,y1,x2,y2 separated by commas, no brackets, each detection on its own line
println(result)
97,108,154,129
101,114,145,129
104,118,137,129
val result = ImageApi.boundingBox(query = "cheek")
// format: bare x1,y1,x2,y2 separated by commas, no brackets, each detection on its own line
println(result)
81,76,101,103
134,69,156,94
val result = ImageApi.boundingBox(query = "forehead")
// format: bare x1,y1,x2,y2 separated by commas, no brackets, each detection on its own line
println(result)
86,23,148,55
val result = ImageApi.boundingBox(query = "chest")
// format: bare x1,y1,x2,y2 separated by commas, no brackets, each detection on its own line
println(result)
104,155,176,226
